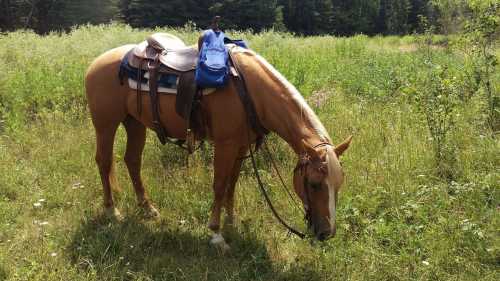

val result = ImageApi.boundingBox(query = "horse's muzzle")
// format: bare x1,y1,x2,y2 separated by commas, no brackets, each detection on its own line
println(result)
316,226,336,241
313,217,336,241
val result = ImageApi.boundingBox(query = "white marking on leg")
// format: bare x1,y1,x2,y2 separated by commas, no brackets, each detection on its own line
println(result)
210,233,225,244
210,233,230,252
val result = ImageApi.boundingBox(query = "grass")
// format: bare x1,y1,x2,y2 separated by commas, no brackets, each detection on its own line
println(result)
0,24,498,281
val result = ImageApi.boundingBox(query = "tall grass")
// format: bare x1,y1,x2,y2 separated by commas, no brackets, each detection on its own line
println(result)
0,24,498,281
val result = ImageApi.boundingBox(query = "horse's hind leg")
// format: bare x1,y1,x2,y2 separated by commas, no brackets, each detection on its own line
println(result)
123,116,160,219
95,124,123,220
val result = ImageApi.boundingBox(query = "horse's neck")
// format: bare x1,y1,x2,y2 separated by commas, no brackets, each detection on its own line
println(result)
240,53,327,154
255,88,322,154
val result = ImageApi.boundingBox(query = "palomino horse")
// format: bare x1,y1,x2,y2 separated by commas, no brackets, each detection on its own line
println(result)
85,43,352,247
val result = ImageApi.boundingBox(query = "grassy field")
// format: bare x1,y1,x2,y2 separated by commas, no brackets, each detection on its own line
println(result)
0,24,498,281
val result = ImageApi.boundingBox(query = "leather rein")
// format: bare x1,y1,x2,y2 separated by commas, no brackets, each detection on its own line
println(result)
249,139,333,239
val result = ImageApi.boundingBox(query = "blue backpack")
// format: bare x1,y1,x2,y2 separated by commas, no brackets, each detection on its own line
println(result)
195,30,229,88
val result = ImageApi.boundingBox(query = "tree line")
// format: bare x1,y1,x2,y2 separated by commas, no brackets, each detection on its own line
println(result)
0,0,489,35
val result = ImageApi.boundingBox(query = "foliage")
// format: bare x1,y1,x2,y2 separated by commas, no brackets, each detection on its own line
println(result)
413,63,461,180
430,0,468,34
0,25,498,280
1,0,486,36
0,0,120,34
404,23,461,180
457,0,499,130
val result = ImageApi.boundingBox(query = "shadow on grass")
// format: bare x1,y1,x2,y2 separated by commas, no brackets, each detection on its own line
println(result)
68,214,321,281
0,265,7,281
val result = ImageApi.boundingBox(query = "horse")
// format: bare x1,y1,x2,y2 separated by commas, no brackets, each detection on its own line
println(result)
85,41,352,247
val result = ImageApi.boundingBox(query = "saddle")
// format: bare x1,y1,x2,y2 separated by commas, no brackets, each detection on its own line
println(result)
129,33,198,72
119,33,269,152
123,33,202,150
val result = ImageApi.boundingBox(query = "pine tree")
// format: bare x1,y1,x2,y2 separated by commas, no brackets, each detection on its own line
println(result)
314,0,334,34
385,0,411,34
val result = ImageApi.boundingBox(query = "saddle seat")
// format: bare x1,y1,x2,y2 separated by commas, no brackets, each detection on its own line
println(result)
129,33,198,72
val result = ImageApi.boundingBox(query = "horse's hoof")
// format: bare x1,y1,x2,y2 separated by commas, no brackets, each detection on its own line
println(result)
105,207,124,221
146,205,160,219
143,204,160,219
210,233,231,253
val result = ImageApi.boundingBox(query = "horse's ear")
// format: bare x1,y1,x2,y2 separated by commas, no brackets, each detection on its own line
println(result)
334,135,352,157
302,139,320,161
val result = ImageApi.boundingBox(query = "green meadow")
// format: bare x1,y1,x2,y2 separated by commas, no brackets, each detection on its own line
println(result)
0,24,498,281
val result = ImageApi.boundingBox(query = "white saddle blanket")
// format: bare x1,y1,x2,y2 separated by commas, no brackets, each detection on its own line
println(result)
127,78,216,95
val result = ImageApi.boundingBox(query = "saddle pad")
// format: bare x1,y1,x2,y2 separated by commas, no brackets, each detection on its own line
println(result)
127,77,215,96
120,53,215,95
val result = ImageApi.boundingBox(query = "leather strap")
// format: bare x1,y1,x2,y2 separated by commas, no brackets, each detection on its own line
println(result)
230,48,304,238
137,58,143,116
227,50,269,145
248,136,306,239
148,53,168,145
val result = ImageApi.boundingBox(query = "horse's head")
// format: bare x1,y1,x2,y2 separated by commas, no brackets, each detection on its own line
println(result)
293,136,352,241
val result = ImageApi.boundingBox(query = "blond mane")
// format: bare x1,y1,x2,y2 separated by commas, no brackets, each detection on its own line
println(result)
232,47,331,142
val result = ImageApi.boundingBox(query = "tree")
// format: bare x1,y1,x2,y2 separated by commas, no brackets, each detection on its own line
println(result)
430,0,468,34
209,0,278,31
384,0,411,34
1,0,119,34
273,5,287,31
121,0,216,29
331,0,380,35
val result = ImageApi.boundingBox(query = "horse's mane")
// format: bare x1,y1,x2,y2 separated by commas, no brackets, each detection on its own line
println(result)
233,47,331,143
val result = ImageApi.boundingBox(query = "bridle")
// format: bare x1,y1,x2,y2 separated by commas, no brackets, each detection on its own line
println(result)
296,142,333,229
227,41,336,238
248,139,334,239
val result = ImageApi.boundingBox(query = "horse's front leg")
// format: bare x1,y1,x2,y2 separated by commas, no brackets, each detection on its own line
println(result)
224,146,248,226
209,143,241,250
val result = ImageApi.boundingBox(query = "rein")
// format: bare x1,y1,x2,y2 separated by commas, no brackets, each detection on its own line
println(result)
228,47,335,239
247,138,307,239
227,48,306,238
248,140,332,239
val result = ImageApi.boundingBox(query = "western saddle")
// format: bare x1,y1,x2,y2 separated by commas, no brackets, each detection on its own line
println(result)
121,33,268,152
123,33,201,150
129,33,198,72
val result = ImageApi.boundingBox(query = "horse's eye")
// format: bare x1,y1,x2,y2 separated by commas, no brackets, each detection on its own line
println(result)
310,183,322,190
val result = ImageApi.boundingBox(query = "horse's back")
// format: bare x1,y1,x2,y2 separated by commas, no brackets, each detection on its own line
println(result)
85,45,135,126
85,44,134,84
